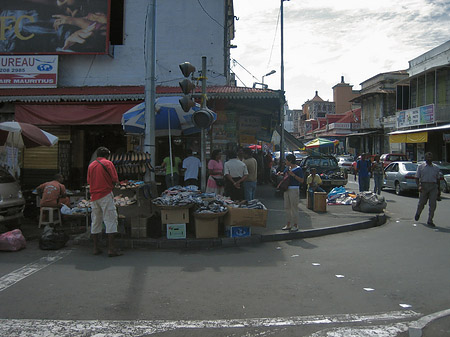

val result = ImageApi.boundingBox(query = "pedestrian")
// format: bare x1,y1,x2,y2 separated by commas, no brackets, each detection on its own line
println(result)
414,152,441,227
371,155,384,195
87,147,122,257
306,167,325,209
355,153,371,192
278,153,304,232
243,148,257,201
182,149,201,187
224,150,248,201
36,173,70,208
161,152,182,189
206,149,224,195
263,151,273,184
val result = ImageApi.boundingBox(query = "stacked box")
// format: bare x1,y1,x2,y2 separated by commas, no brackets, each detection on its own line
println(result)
224,207,268,228
167,223,186,239
225,226,251,238
194,217,219,239
161,208,189,224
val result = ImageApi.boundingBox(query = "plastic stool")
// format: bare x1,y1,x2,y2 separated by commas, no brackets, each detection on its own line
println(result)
39,207,62,228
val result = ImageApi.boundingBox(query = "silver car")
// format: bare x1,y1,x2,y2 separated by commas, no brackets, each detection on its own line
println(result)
383,161,418,195
0,167,25,228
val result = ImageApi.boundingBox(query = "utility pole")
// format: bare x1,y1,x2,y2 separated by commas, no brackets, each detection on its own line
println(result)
144,0,156,182
280,0,286,162
200,56,207,191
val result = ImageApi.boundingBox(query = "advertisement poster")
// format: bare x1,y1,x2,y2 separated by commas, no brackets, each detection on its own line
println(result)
397,104,435,128
0,55,58,88
0,0,110,54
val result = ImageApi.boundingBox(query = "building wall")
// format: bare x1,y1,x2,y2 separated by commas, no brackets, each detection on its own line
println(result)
58,0,228,88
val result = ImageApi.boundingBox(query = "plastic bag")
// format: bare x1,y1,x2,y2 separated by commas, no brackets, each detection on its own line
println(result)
60,204,72,215
352,192,386,213
0,229,26,251
39,225,69,250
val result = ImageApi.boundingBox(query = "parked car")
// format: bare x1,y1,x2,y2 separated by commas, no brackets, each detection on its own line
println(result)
299,155,347,192
337,155,354,172
0,167,25,229
444,174,450,193
380,153,408,168
383,161,418,195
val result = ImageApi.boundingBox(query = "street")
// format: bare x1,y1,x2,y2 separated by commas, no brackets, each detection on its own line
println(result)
1,180,450,336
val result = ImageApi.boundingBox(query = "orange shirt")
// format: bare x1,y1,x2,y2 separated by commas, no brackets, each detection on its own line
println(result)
38,180,66,207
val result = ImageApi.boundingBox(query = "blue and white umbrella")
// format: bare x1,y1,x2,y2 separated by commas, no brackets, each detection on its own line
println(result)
121,96,214,136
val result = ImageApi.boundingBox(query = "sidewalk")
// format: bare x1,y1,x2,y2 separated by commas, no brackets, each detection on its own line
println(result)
14,183,386,249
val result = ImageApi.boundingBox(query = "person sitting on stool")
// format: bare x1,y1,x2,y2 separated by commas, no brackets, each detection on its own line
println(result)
307,168,325,209
37,173,70,208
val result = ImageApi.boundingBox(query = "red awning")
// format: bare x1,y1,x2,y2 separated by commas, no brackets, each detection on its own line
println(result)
15,103,139,125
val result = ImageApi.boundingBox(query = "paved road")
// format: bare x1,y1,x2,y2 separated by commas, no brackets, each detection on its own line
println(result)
1,181,449,336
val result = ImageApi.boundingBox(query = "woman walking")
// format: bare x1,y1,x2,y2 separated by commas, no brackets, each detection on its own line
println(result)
279,154,304,232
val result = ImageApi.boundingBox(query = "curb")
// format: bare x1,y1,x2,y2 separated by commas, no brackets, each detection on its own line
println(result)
72,214,386,249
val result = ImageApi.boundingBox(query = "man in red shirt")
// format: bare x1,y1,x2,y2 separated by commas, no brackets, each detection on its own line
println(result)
37,173,70,208
87,147,122,257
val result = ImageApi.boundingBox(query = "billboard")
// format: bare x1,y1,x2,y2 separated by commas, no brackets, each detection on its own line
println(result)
0,0,110,54
396,104,435,128
0,55,57,88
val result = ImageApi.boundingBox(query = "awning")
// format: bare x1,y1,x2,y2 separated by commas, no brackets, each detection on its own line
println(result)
390,132,428,143
388,123,450,135
15,103,139,125
276,126,305,150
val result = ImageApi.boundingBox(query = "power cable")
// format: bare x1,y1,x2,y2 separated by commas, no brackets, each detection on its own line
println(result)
197,0,223,28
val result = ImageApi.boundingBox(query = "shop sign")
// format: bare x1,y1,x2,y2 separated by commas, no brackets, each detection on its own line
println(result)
329,123,361,130
0,0,110,54
443,133,450,143
396,104,435,128
0,55,58,88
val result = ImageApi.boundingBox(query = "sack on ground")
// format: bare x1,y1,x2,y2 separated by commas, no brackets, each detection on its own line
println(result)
39,225,69,250
352,191,386,213
276,174,290,192
212,177,225,187
0,229,26,251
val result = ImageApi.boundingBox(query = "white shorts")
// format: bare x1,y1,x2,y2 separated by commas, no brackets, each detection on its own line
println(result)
90,193,118,234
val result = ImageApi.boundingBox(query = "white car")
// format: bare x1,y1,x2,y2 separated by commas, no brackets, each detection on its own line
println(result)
0,167,25,229
337,156,354,172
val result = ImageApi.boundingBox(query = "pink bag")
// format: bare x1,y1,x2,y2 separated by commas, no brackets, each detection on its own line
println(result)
0,229,27,252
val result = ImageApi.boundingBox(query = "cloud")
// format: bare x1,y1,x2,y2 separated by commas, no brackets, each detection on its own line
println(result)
231,0,450,107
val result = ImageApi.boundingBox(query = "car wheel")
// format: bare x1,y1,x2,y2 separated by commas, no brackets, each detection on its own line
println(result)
395,182,402,195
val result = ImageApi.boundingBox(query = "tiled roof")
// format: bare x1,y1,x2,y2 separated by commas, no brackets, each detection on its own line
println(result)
0,85,281,103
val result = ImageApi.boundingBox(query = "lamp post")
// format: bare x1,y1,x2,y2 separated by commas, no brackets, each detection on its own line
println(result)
262,70,276,84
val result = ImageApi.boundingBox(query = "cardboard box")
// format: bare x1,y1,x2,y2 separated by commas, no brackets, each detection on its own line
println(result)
167,223,186,239
195,217,219,239
314,192,327,212
225,226,251,238
161,208,190,224
224,207,268,228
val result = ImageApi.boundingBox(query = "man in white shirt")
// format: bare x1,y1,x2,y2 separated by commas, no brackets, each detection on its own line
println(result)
182,149,201,187
224,150,248,201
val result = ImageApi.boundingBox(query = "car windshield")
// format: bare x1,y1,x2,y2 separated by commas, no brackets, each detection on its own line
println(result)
339,157,353,162
403,163,418,171
0,168,16,183
304,157,338,167
390,155,406,161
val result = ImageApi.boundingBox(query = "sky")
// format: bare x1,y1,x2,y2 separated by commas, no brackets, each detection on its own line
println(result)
230,0,450,110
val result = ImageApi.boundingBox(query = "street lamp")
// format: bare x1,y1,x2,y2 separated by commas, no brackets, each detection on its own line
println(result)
262,70,276,84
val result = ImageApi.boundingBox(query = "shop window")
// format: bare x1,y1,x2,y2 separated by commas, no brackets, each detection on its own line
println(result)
110,0,124,45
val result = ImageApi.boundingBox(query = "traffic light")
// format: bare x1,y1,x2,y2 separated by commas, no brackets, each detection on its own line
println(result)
179,62,196,112
192,107,215,129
